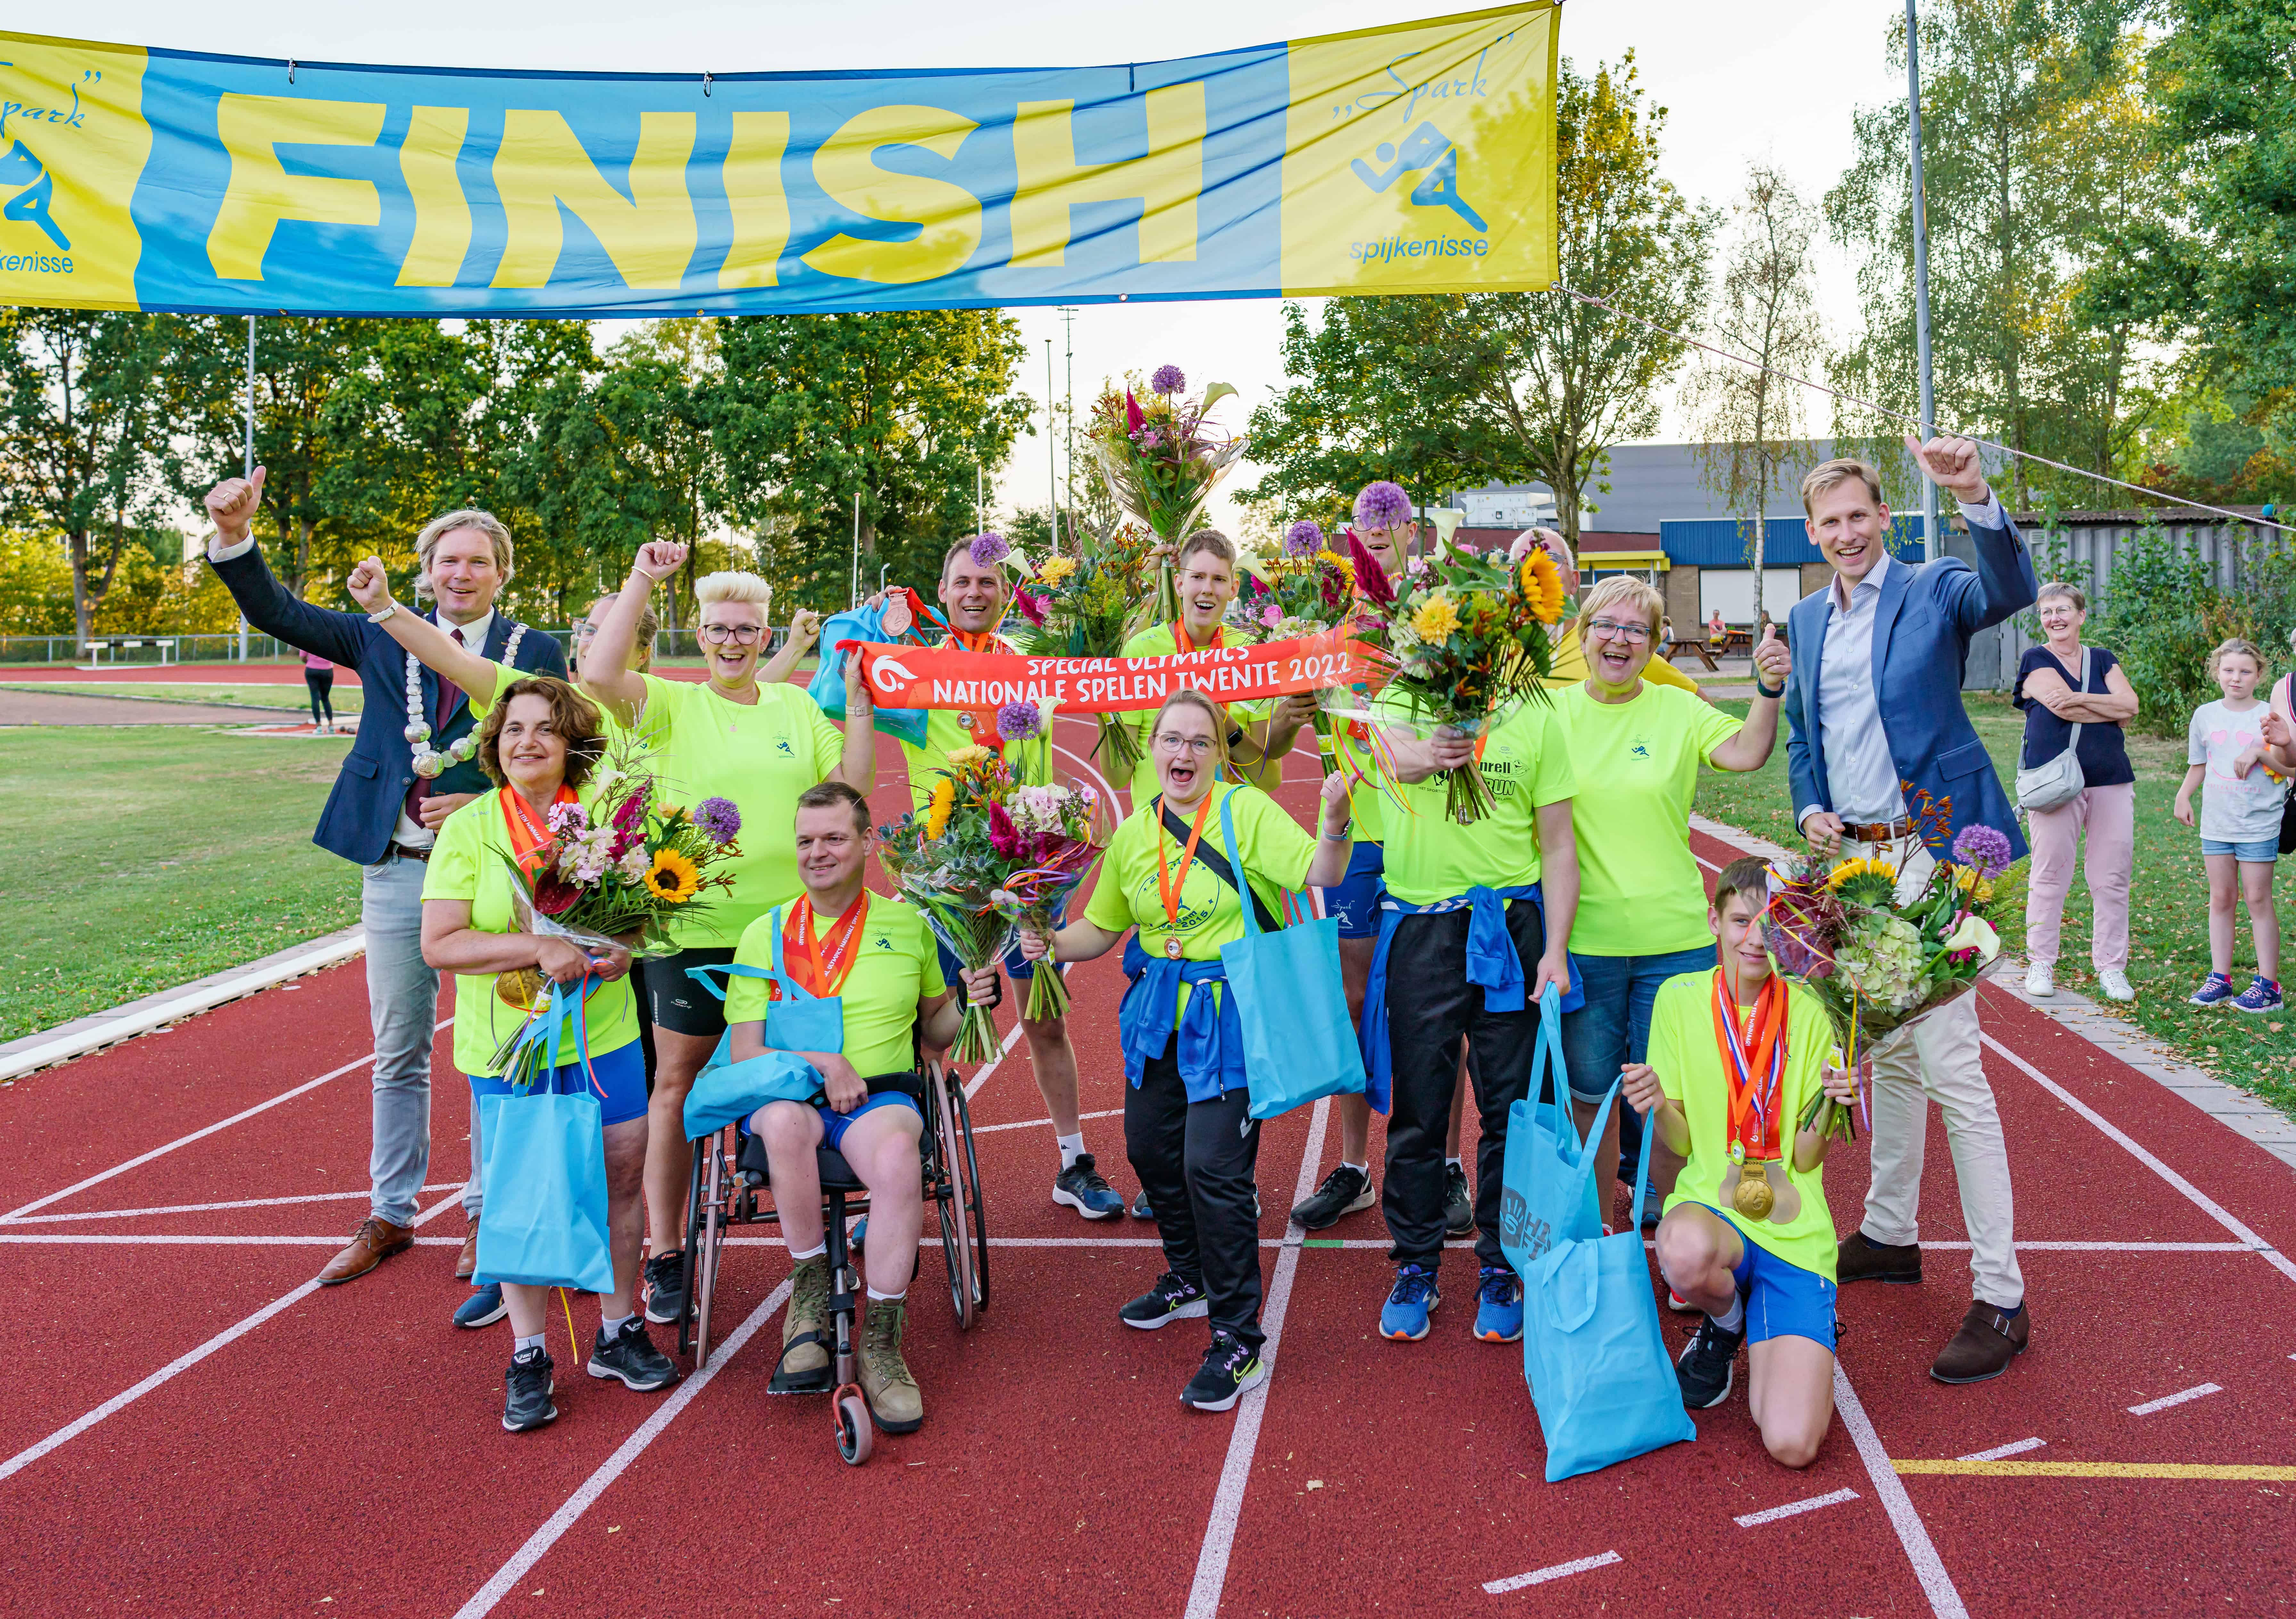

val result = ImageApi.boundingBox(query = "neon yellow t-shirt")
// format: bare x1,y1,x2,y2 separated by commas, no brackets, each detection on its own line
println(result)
620,672,845,948
467,661,668,756
1111,622,1273,793
1556,682,1744,956
1374,695,1577,905
1651,970,1839,1279
1543,629,1704,693
724,894,947,1080
1082,782,1317,961
421,790,641,1077
894,633,1052,811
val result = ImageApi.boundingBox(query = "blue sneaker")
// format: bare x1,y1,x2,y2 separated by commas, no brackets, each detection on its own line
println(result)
1052,1153,1125,1219
2190,972,2237,1007
1379,1264,1441,1341
849,1215,868,1252
2233,976,2284,1014
1474,1266,1524,1343
454,1282,506,1329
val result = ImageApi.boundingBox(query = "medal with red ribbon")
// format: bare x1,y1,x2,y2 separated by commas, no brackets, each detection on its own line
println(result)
779,893,870,1000
499,784,579,880
1710,967,1788,1220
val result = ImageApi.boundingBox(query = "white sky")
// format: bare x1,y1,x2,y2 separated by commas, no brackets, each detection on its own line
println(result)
68,0,1907,530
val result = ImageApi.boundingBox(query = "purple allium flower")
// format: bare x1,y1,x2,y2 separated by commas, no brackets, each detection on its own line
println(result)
1950,823,2013,876
693,796,741,844
1150,364,1186,395
996,700,1042,742
969,531,1010,567
1353,480,1413,532
1284,520,1324,557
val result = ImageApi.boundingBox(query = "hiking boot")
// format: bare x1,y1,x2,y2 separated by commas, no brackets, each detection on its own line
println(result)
860,1296,924,1433
772,1253,833,1392
1291,1164,1375,1231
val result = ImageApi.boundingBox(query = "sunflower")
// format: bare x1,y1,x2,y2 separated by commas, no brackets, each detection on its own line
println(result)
1519,548,1566,624
926,777,956,841
1409,592,1461,640
1827,856,1898,907
1035,555,1078,586
643,847,702,904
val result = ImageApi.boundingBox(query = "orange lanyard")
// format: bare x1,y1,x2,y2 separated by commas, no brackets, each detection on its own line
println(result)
1709,969,1789,1162
782,894,869,999
1154,793,1216,951
1173,618,1222,653
499,785,577,879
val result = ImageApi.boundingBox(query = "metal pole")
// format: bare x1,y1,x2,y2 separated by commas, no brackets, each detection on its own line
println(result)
1045,339,1057,541
1057,306,1078,545
850,491,861,610
239,316,254,662
1907,0,1941,562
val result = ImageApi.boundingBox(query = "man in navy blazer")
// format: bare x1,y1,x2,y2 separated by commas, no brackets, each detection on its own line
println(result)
203,469,566,1311
1782,435,2037,1385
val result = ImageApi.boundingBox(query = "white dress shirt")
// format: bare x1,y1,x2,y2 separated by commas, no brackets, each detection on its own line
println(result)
1797,493,2010,833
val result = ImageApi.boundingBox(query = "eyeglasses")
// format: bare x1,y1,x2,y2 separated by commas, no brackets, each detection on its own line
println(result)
1153,732,1216,757
698,623,763,645
571,619,597,639
1586,618,1652,644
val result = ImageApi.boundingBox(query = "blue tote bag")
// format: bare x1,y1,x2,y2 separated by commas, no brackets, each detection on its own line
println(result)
473,983,617,1294
1498,985,1610,1280
1214,792,1368,1121
684,914,846,1078
1520,1116,1698,1482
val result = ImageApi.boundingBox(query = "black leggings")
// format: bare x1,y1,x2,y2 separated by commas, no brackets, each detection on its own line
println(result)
1125,1034,1264,1348
303,668,334,725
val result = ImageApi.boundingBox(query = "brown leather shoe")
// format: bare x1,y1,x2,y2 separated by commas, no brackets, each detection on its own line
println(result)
1837,1230,1923,1286
1930,1300,2029,1384
456,1220,479,1280
317,1216,414,1286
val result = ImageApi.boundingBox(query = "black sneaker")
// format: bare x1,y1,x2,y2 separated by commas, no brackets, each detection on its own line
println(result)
502,1348,557,1433
643,1250,687,1326
1119,1270,1210,1330
588,1318,679,1392
1676,1313,1745,1409
1181,1330,1265,1412
1052,1153,1125,1219
1443,1161,1474,1237
1131,1188,1154,1221
1291,1163,1375,1230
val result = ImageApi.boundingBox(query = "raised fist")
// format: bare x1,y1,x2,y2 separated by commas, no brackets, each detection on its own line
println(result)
345,556,392,614
1904,433,1991,505
634,541,687,582
205,466,267,544
786,607,822,649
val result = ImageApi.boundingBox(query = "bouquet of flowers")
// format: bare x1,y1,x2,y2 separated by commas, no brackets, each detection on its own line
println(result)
1345,518,1573,823
878,715,1108,1055
1086,365,1248,629
1229,520,1362,641
1010,525,1158,774
1763,799,2013,1140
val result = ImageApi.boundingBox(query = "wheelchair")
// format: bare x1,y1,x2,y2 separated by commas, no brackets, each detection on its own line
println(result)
673,1057,988,1465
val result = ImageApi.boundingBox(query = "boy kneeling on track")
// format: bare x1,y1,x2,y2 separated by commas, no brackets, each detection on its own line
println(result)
725,782,1000,1436
1620,857,1860,1468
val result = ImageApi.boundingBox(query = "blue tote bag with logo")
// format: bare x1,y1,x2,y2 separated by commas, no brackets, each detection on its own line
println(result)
1520,1119,1698,1481
1498,984,1610,1281
1214,793,1368,1121
474,984,617,1294
680,922,845,1137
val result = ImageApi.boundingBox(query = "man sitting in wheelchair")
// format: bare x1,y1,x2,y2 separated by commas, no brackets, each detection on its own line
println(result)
725,781,998,1434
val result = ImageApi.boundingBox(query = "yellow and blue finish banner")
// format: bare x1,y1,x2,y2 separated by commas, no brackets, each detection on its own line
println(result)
0,4,1554,317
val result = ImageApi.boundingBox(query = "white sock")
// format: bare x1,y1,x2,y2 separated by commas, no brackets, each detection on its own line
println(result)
598,1311,632,1338
1710,1295,1745,1334
1445,1156,1464,1170
1057,1132,1086,1169
867,1286,907,1303
789,1240,827,1261
514,1333,546,1357
1341,1161,1369,1176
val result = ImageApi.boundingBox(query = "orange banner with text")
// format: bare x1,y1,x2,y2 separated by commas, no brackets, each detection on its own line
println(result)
848,628,1372,714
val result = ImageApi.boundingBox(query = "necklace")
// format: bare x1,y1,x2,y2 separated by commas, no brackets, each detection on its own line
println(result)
406,622,525,777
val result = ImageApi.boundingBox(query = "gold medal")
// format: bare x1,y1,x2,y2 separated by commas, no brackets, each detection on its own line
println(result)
494,967,547,1011
1732,1161,1776,1221
1165,935,1184,959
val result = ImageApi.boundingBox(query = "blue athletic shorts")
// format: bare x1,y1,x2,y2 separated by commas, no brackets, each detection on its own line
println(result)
937,892,1065,984
1698,1203,1838,1351
2201,836,2280,863
469,1039,648,1129
1321,840,1386,940
818,1089,921,1151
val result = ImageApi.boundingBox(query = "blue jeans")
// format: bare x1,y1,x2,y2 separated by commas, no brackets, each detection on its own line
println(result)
1557,945,1717,1105
361,854,456,1227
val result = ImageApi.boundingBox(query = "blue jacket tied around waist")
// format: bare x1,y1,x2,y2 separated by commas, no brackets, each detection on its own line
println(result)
1117,936,1247,1105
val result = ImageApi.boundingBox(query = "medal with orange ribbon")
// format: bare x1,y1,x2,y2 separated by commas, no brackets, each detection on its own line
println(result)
780,892,870,999
1710,967,1789,1220
1155,793,1215,960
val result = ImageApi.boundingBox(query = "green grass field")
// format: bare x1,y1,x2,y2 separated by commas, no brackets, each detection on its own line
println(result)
0,727,360,1043
2,681,366,713
1695,694,2296,1118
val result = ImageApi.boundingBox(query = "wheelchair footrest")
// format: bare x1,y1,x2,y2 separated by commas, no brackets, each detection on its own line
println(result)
768,1330,835,1396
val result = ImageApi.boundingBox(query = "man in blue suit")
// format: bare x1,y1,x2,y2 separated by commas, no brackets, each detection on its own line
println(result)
203,469,566,1312
1783,435,2037,1385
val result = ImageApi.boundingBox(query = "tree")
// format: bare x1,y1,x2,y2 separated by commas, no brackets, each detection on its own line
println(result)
1682,164,1826,623
0,309,166,644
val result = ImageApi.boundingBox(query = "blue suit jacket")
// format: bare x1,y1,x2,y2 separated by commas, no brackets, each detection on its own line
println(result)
1783,514,2037,860
210,543,568,866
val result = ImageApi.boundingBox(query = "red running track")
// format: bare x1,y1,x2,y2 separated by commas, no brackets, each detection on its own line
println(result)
4,726,2294,1616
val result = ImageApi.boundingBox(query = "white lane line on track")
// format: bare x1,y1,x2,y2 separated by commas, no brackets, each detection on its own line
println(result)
1,1017,455,1222
1183,1095,1331,1619
2127,1383,2221,1416
450,1279,794,1619
962,1022,1028,1101
1960,1437,2046,1462
0,1234,467,1247
1484,1551,1622,1595
1979,1033,2296,1286
970,1106,1123,1134
3,1184,463,1224
1832,1365,1968,1617
1734,1488,1860,1527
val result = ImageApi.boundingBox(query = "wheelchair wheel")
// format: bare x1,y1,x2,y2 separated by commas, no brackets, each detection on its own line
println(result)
693,1127,731,1366
951,1075,990,1316
835,1390,873,1466
928,1067,977,1330
676,1136,709,1360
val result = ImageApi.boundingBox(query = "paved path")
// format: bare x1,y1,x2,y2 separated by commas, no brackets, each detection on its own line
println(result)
0,688,303,726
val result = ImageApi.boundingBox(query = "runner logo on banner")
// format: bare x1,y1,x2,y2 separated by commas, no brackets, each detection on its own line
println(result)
851,628,1372,715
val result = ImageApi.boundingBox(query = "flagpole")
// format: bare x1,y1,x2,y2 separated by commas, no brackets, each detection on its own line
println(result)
238,316,254,663
1907,0,1941,561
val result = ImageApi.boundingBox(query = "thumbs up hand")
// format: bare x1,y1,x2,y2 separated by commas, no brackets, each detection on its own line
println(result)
1752,623,1790,688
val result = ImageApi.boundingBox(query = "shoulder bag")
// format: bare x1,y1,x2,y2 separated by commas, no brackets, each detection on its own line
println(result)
2014,646,2092,813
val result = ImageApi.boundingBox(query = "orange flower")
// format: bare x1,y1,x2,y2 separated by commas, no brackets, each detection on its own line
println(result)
1520,549,1566,624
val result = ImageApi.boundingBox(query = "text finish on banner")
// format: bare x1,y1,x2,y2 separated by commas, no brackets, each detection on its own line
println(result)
0,4,1555,316
853,627,1372,714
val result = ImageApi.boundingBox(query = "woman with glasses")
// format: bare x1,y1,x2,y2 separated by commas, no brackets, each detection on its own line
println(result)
580,541,878,1330
1018,689,1355,1412
572,596,820,692
1555,576,1790,1232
